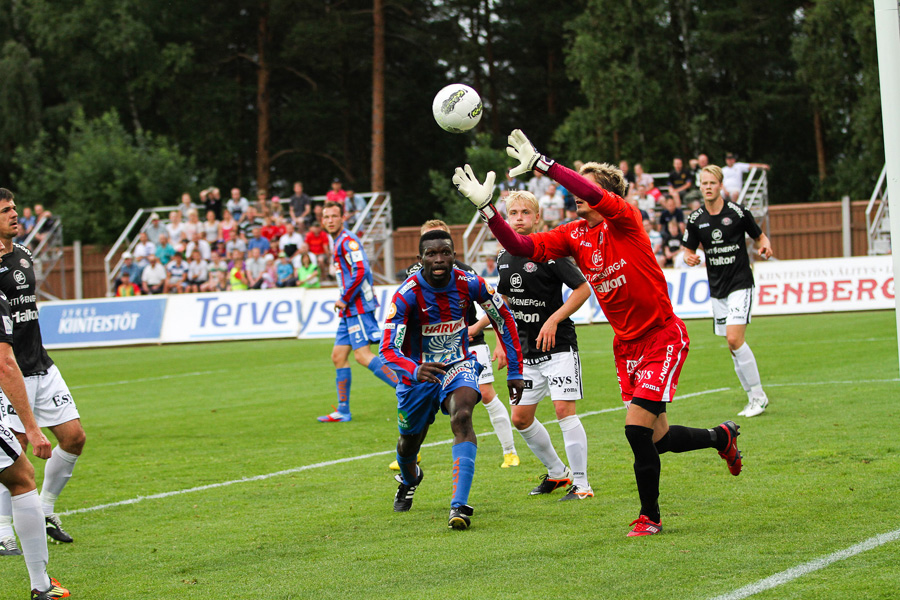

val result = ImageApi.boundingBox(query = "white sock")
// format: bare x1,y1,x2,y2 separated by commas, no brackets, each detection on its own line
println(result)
558,415,589,488
731,352,751,394
40,447,79,516
0,484,13,538
732,343,764,396
483,395,516,454
11,490,50,592
518,419,565,478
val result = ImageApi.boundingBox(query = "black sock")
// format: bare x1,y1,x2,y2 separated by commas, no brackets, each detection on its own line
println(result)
668,425,719,453
625,424,660,523
655,432,671,454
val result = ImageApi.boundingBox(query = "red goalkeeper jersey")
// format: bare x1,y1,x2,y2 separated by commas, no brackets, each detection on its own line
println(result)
488,162,674,341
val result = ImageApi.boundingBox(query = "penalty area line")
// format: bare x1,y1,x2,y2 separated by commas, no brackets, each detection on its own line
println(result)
708,527,900,600
60,387,729,518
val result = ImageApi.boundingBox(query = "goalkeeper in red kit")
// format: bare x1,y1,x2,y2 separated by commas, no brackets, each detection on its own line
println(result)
452,130,744,537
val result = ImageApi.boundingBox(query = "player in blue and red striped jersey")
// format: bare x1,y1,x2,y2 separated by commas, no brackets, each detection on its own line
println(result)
380,230,524,530
453,130,745,537
317,201,398,423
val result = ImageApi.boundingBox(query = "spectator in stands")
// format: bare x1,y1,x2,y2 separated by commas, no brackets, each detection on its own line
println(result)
115,270,141,296
305,220,331,278
183,209,201,241
667,157,693,208
270,195,284,219
245,247,267,289
238,206,264,239
155,233,176,265
296,251,320,288
722,153,770,201
255,189,270,217
227,188,250,221
279,222,303,258
260,216,285,243
657,196,685,235
164,252,188,293
141,254,166,294
662,219,684,267
261,254,278,288
166,211,185,243
15,206,35,242
697,153,710,171
117,251,143,287
538,183,565,230
220,209,237,242
202,251,228,292
344,190,366,229
185,249,209,293
145,212,166,245
309,203,324,229
31,205,55,244
619,160,636,198
481,256,499,277
186,231,212,261
275,252,296,287
526,170,551,200
288,181,313,232
178,193,196,220
326,178,347,205
633,163,656,198
133,231,155,267
247,227,271,254
228,251,249,291
225,230,248,256
202,210,220,243
497,172,526,197
644,219,665,268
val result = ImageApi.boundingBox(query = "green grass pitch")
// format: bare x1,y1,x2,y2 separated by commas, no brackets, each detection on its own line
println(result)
1,311,898,599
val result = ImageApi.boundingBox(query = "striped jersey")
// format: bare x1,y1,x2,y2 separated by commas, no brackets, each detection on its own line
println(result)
380,268,524,386
333,228,378,317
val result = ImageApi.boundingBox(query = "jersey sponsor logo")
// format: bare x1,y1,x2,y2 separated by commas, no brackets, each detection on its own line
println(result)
422,318,465,336
348,324,361,333
485,282,496,295
595,274,626,294
699,222,710,229
441,361,477,389
397,409,410,430
523,355,551,366
579,240,593,247
524,262,537,273
350,250,364,262
707,244,740,255
383,322,396,330
398,279,417,295
498,263,509,270
550,375,574,387
508,296,546,308
13,271,26,285
721,217,733,226
658,344,676,383
521,379,534,389
0,267,7,273
348,240,360,251
711,229,723,242
51,393,73,408
1,402,16,417
626,359,640,374
513,309,540,323
13,308,39,324
570,227,585,239
510,273,523,288
642,384,661,392
708,255,736,266
2,316,11,335
387,302,397,319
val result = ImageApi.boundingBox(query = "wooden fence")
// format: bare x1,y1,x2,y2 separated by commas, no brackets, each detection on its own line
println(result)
43,200,877,300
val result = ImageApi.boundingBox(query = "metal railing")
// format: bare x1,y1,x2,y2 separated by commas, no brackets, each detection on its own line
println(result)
22,215,66,301
736,167,770,238
104,193,396,294
866,164,891,255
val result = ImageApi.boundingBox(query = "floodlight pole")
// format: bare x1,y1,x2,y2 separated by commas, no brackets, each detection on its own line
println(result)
874,0,900,374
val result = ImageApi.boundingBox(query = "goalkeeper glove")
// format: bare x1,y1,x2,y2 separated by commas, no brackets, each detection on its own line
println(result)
506,129,555,177
453,165,496,213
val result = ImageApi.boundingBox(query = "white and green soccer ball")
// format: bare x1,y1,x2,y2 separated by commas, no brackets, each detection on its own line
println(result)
432,84,483,134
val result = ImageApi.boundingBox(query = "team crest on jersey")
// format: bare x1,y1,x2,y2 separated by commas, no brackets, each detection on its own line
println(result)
712,229,723,242
591,249,603,266
510,273,523,288
721,217,732,226
524,262,537,273
19,258,29,268
13,270,26,285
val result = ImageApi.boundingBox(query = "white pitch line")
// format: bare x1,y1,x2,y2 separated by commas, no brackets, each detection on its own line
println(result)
709,528,900,600
68,370,230,390
60,387,734,517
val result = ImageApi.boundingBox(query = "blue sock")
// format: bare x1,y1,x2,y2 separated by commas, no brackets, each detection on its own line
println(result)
451,441,477,508
335,368,352,414
397,454,419,486
368,356,399,388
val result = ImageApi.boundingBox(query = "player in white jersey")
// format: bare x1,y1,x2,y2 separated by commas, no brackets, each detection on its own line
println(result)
683,166,773,417
0,189,85,547
0,233,70,599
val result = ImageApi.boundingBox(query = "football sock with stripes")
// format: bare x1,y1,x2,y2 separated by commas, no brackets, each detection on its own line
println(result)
396,454,419,486
40,447,79,516
10,490,51,592
517,419,566,478
732,343,763,395
367,356,398,388
0,485,13,538
450,441,477,508
625,424,660,523
559,415,589,488
335,367,352,414
483,396,516,454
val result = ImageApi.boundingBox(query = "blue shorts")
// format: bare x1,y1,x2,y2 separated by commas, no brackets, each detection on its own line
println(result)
396,359,483,435
335,311,382,350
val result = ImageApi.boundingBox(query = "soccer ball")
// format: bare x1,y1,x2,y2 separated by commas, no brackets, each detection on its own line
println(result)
432,84,483,133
